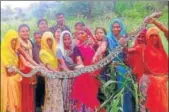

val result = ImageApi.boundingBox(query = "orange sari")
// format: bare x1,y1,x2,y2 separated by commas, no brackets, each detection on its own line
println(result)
144,27,168,112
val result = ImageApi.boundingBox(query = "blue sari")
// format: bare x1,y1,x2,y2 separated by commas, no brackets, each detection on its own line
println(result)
107,18,134,112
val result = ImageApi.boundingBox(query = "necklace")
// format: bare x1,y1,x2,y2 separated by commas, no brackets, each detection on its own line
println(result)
19,38,33,57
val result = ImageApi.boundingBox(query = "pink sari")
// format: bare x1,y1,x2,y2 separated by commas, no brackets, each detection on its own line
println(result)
72,44,102,111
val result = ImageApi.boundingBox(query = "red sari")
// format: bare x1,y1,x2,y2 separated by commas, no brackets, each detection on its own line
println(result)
144,27,168,112
18,49,35,112
127,29,147,82
72,44,102,111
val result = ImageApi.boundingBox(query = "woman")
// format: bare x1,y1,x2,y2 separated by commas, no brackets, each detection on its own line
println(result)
18,24,37,112
126,29,147,83
75,23,95,47
144,16,168,41
93,27,108,63
92,27,110,103
93,27,110,81
39,32,64,112
140,27,168,112
71,28,104,112
1,30,22,112
57,30,76,111
106,18,134,112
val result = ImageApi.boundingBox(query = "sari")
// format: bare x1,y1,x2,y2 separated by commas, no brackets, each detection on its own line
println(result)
127,29,147,82
71,31,103,112
39,32,64,112
19,35,35,112
106,18,134,112
1,30,22,112
143,27,168,112
59,31,75,111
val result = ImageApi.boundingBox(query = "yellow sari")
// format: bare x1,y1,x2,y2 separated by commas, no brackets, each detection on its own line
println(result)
1,30,22,112
39,31,58,69
39,32,64,112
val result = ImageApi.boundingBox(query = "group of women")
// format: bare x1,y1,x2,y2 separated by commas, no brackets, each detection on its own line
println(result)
1,13,168,112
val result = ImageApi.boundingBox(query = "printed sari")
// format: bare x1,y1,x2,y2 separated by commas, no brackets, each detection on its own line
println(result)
39,32,64,112
59,30,75,111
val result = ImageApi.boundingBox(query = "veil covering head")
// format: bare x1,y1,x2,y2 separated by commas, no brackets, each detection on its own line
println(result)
144,27,168,74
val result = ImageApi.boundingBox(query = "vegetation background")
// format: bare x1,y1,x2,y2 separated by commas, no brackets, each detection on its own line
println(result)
1,1,168,52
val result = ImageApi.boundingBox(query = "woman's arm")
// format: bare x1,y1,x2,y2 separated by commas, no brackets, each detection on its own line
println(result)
5,67,17,76
92,41,107,63
152,18,168,39
75,56,84,66
18,48,38,66
127,47,137,53
45,64,59,71
95,41,107,55
144,17,168,41
75,56,84,69
58,58,69,71
19,54,36,69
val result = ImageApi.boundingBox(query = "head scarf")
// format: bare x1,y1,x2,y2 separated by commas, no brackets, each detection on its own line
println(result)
1,30,20,112
106,18,126,60
39,31,58,69
133,28,147,47
59,30,74,57
59,30,75,67
107,18,126,51
144,27,168,74
41,31,56,54
1,30,19,66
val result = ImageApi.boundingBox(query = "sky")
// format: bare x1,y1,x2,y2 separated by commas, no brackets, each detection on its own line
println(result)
1,1,40,9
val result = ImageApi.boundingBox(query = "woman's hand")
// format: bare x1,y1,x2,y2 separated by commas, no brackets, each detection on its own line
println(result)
92,55,99,64
75,64,84,69
144,16,155,24
30,75,37,85
119,37,127,46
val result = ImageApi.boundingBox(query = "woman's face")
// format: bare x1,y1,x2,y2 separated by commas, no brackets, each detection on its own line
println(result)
149,34,159,47
19,26,30,40
63,33,72,48
95,29,105,41
137,33,145,44
47,38,53,49
54,28,62,42
11,38,18,50
77,30,87,42
75,25,83,32
39,20,48,32
112,22,121,36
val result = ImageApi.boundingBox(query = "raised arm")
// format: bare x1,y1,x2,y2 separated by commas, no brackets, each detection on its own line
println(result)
144,17,168,41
